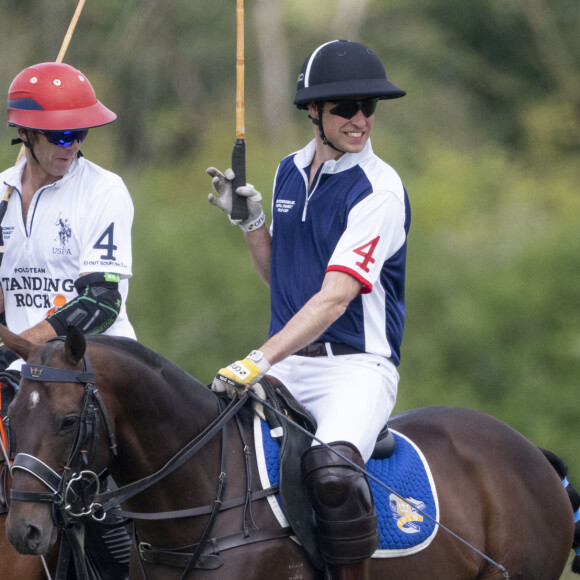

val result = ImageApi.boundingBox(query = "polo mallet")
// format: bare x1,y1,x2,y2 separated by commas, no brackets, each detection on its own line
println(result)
0,0,86,265
230,0,249,221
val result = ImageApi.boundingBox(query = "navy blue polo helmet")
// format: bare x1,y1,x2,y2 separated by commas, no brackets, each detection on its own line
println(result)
294,40,406,109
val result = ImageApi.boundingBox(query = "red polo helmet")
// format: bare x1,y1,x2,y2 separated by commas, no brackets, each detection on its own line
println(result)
7,62,116,130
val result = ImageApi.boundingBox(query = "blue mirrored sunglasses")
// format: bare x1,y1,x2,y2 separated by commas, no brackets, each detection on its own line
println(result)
36,129,89,147
329,99,379,119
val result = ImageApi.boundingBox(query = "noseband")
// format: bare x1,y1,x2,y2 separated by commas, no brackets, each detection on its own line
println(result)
7,340,253,578
9,348,117,526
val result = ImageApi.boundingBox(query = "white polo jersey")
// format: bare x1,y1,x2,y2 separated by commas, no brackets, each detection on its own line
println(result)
0,156,136,339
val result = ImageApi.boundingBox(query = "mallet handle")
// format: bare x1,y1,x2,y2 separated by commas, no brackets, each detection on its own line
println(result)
230,0,249,221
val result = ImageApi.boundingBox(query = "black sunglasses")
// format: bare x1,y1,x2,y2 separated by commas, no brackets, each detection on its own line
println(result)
329,99,379,119
36,129,89,147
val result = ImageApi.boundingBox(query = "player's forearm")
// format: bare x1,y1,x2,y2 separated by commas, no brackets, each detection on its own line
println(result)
20,320,57,344
243,226,271,287
259,271,362,366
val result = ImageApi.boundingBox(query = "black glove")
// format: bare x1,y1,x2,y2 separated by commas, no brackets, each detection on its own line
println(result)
0,342,18,372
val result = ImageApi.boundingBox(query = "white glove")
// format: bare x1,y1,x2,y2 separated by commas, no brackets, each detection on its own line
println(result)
206,167,266,232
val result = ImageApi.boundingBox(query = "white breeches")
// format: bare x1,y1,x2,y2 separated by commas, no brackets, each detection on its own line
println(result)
267,353,399,462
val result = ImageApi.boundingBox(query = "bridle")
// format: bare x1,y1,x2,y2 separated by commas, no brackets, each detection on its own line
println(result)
7,342,255,580
7,345,118,580
9,351,117,524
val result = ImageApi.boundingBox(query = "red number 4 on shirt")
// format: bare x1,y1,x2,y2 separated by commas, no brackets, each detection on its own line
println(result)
353,236,380,273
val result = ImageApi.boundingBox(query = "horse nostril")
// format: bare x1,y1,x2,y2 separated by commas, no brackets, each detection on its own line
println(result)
25,524,42,551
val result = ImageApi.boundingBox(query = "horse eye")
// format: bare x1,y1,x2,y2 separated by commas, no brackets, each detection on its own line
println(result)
61,416,79,430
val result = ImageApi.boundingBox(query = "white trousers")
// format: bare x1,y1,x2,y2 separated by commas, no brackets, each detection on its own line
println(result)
267,352,399,462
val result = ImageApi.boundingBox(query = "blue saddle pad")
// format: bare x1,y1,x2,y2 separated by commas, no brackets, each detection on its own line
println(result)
254,416,439,557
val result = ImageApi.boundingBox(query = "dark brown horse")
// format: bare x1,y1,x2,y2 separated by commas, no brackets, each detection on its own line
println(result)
2,325,579,580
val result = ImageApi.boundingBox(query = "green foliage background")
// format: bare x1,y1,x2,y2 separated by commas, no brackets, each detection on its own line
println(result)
1,1,579,573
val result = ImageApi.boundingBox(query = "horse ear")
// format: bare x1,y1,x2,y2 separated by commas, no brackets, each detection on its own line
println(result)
0,323,34,361
64,326,87,364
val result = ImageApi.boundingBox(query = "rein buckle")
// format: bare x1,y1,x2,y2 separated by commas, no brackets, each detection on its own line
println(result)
138,542,152,560
64,470,103,519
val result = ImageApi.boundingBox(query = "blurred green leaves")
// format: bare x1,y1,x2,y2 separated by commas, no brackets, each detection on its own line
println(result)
1,1,579,491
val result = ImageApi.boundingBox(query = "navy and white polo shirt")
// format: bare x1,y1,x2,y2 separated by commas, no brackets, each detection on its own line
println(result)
269,139,410,364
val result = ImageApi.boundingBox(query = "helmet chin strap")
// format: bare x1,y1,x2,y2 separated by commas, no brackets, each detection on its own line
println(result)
20,131,41,165
309,102,346,154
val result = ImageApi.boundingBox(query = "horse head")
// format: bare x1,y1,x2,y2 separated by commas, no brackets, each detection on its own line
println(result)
2,325,113,556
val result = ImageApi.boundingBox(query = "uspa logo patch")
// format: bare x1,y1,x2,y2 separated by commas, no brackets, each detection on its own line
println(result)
55,214,72,247
389,494,426,534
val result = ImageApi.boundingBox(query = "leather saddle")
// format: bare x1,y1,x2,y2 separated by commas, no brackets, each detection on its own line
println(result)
257,375,396,571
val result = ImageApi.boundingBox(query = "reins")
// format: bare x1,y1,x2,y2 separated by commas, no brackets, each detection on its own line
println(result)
247,390,511,580
94,394,247,513
9,350,255,579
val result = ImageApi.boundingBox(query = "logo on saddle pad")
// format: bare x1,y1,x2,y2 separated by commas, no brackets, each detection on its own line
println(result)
389,494,426,534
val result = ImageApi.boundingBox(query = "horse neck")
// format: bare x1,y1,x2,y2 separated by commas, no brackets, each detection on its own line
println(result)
104,361,239,544
101,354,222,489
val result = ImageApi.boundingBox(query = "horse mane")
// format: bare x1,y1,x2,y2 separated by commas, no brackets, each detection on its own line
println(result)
84,335,209,392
